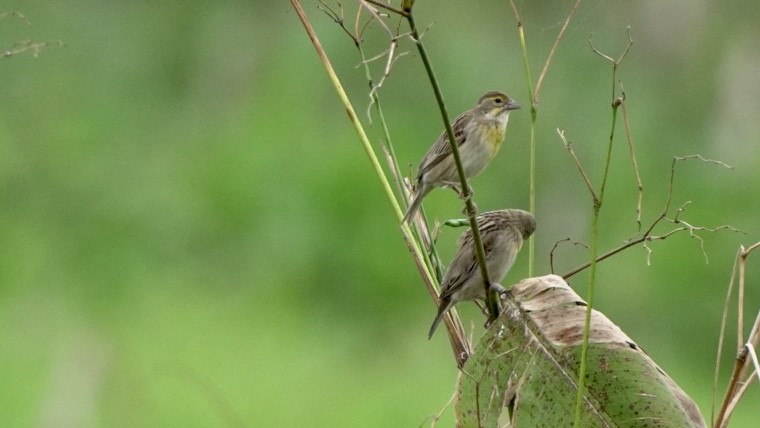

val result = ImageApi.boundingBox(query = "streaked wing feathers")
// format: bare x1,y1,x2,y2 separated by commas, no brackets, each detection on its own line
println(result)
416,112,470,179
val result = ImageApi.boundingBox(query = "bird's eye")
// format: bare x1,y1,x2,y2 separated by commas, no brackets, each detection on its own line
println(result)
494,97,503,104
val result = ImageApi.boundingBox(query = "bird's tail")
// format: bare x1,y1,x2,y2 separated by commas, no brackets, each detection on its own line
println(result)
402,186,428,224
428,298,453,339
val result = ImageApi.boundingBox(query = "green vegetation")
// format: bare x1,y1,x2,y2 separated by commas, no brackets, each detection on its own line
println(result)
1,1,759,426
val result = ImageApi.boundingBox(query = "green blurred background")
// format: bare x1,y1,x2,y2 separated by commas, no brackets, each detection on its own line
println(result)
1,1,759,426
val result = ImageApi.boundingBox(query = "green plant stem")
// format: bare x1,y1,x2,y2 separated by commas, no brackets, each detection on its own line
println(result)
572,99,620,427
514,22,537,277
404,10,499,321
510,0,582,278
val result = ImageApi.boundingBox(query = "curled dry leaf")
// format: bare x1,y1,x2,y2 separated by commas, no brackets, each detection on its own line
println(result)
456,275,705,428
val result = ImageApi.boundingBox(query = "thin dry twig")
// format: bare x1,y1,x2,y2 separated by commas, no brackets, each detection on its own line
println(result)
561,155,741,279
2,39,64,59
320,1,410,120
738,241,760,347
422,376,459,428
317,1,359,44
533,0,582,104
359,0,394,37
618,82,644,230
557,129,598,203
364,39,409,117
714,241,760,428
0,11,30,23
550,238,589,274
588,26,633,65
363,0,409,17
711,248,741,426
588,27,633,111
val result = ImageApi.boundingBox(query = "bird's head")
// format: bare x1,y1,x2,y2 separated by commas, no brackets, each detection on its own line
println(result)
476,91,520,120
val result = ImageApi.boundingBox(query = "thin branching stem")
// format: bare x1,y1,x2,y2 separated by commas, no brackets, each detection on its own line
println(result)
619,83,644,229
549,238,588,273
508,0,581,277
363,0,409,17
560,155,738,279
533,0,582,103
572,32,632,427
2,39,64,59
557,129,598,203
508,2,536,277
573,97,619,427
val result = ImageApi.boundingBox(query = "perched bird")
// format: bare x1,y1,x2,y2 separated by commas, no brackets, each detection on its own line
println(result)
403,91,520,224
428,209,536,339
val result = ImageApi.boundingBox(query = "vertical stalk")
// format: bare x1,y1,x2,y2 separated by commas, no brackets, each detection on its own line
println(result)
404,9,500,320
573,97,620,426
515,22,537,277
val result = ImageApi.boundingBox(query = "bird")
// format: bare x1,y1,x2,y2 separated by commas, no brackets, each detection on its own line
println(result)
428,209,536,339
403,91,520,224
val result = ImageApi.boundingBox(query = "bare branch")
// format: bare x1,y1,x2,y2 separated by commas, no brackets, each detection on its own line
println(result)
642,239,653,266
549,238,589,274
587,35,615,63
359,0,394,37
668,155,733,211
425,382,458,428
533,0,582,103
562,155,741,279
675,154,733,169
557,129,599,203
618,26,634,63
318,0,361,45
0,11,30,24
364,40,409,118
320,0,409,122
363,0,409,17
507,0,523,25
588,26,633,65
619,83,644,230
2,39,64,59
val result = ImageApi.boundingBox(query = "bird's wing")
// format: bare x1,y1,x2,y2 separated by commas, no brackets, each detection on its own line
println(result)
438,233,478,300
439,224,522,300
416,112,470,179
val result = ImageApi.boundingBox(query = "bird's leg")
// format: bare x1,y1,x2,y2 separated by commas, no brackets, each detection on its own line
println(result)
442,182,479,214
454,184,474,201
490,282,509,296
482,283,510,329
457,186,477,215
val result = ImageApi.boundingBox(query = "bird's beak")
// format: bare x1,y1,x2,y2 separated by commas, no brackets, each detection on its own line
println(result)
507,99,521,111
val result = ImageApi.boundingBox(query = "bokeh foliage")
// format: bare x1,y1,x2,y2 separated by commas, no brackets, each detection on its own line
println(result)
1,1,759,426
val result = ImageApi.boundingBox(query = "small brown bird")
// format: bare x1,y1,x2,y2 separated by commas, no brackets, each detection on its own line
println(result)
403,91,520,224
428,209,536,339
